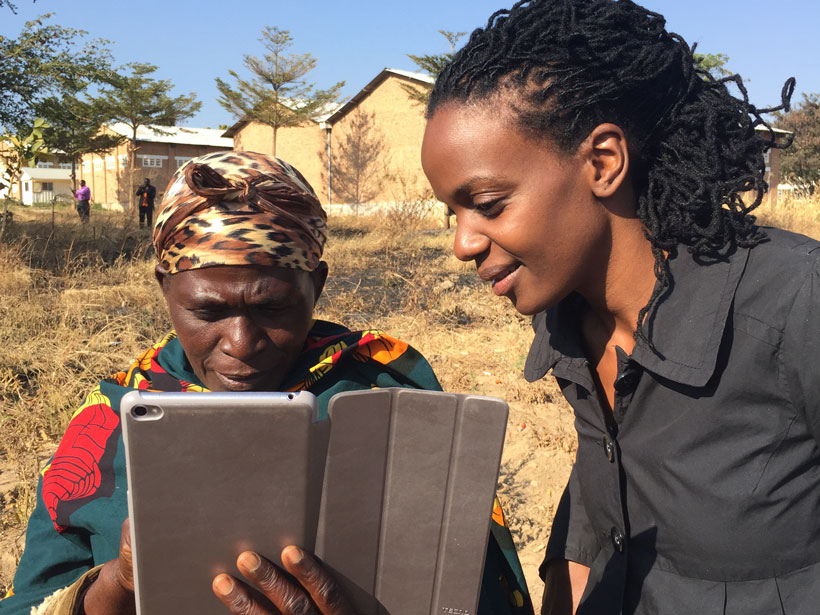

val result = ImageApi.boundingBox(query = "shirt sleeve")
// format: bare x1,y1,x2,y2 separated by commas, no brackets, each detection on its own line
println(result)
0,477,94,615
539,465,601,579
783,252,820,443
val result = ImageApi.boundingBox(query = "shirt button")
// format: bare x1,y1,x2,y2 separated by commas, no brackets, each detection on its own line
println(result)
614,366,641,395
602,435,616,463
611,527,625,553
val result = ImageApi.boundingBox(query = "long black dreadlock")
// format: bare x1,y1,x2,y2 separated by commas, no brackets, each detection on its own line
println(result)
428,0,795,344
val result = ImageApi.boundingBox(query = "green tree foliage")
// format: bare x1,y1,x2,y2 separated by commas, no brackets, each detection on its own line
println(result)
694,52,731,77
0,118,48,240
96,63,201,209
403,30,466,104
319,109,389,208
0,14,111,130
35,94,125,190
216,27,343,156
0,0,33,14
776,93,820,194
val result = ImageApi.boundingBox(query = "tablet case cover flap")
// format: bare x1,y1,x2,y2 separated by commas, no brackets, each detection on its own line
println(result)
317,389,509,615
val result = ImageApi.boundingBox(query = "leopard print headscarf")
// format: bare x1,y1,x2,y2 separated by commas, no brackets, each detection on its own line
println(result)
153,151,327,273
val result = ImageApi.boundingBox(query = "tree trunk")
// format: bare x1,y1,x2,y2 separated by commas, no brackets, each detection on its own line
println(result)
0,197,9,243
272,126,278,158
129,130,137,213
71,158,77,192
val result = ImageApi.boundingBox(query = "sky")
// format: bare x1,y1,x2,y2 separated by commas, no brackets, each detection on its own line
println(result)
2,0,818,129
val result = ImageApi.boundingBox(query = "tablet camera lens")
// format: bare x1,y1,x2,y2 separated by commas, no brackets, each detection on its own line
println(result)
133,406,148,417
288,393,294,400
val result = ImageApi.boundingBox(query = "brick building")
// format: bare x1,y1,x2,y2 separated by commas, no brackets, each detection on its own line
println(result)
76,123,232,209
225,69,796,212
223,117,330,203
224,68,434,207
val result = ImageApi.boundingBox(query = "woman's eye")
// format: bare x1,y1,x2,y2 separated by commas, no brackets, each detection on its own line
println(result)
191,309,223,321
473,198,503,215
257,303,288,317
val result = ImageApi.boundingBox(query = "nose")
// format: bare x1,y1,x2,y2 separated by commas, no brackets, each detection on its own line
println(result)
219,316,267,361
453,214,490,262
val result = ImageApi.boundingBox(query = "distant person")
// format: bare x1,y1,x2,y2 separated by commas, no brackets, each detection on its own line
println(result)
135,178,156,229
71,179,90,223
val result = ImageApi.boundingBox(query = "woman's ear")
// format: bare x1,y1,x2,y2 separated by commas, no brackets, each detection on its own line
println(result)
581,123,630,199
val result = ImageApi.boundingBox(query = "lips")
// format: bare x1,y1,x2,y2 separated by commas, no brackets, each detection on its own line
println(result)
212,370,271,392
479,263,521,297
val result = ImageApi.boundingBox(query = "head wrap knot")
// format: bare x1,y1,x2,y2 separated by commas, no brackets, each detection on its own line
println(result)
152,151,327,274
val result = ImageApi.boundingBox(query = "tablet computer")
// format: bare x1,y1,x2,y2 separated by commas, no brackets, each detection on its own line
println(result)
122,388,509,615
121,390,327,615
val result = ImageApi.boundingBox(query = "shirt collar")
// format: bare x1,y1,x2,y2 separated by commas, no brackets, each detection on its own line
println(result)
524,245,750,388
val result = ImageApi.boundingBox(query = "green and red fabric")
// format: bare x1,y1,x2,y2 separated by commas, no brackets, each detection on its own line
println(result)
2,320,532,615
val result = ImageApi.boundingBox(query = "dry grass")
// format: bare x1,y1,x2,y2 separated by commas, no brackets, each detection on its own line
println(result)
1,195,817,602
756,193,820,239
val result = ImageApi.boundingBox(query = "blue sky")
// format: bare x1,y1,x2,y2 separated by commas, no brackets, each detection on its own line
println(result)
2,0,818,128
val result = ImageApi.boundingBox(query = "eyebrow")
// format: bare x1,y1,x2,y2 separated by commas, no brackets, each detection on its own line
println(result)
452,175,509,201
185,287,293,307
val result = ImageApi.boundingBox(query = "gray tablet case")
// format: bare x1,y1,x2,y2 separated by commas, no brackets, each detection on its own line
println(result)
121,390,327,615
122,389,508,615
317,389,509,615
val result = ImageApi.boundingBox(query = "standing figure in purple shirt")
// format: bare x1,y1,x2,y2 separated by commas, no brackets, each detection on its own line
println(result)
72,180,90,223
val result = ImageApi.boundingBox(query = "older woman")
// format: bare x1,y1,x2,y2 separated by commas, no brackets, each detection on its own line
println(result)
1,152,532,615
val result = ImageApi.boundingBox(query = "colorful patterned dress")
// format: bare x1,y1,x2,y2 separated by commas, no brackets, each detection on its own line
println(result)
1,320,533,615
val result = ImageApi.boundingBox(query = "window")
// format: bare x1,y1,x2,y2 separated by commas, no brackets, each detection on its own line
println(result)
141,157,164,168
36,161,53,168
59,163,72,170
93,159,103,171
175,156,193,169
119,155,128,168
106,156,115,169
24,182,30,192
41,182,53,191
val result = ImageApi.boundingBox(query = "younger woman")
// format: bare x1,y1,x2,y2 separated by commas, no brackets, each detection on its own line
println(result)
421,1,819,614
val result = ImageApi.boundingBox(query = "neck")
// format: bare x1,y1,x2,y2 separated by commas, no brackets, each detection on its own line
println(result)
577,215,658,352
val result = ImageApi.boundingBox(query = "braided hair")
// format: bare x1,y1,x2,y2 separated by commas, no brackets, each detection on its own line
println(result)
428,0,794,342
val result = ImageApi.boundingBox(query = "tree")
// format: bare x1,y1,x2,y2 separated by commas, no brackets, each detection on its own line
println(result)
35,94,125,190
0,14,111,130
96,63,201,210
403,30,466,104
776,93,820,194
0,118,48,241
694,52,731,78
319,109,389,210
1,0,34,14
216,26,343,156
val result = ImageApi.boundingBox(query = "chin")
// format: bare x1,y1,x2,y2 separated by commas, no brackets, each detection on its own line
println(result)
509,291,566,317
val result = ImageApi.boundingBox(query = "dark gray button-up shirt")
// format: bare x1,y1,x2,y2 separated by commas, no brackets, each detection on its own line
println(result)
525,228,820,615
